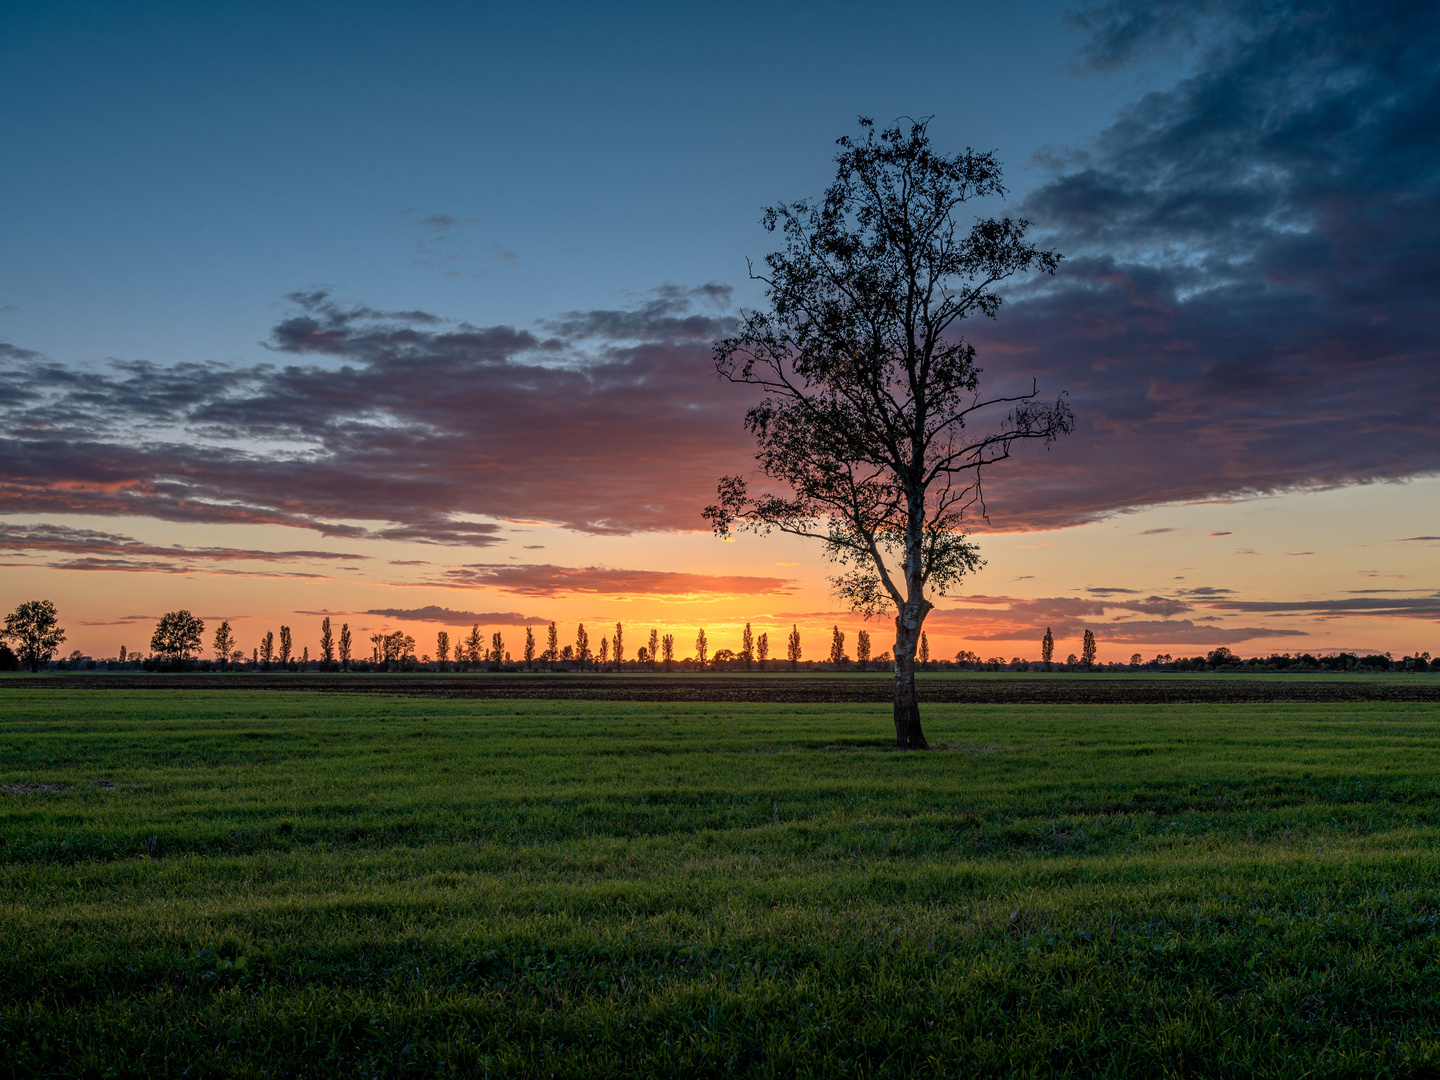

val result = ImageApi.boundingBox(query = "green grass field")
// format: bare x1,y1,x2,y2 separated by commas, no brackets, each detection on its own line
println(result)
5,689,1440,1077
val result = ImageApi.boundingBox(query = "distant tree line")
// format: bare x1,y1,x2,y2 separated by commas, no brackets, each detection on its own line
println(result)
2,599,1432,675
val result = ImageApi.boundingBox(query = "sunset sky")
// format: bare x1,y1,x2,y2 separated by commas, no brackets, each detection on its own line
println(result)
2,0,1437,663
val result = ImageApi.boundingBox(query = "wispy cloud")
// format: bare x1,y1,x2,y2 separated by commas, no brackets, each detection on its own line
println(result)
362,606,548,626
440,563,798,598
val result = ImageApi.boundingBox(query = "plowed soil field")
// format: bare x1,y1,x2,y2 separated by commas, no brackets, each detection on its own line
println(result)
12,671,1439,702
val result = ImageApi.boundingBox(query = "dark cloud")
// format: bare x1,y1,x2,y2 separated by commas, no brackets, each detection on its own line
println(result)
1398,537,1440,543
440,563,798,598
969,0,1440,530
0,522,365,562
927,591,1304,645
35,557,328,578
0,288,752,539
363,606,547,626
1139,528,1175,535
1203,594,1440,620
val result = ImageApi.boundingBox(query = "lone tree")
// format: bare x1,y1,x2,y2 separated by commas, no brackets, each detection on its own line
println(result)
706,117,1072,749
2,599,66,672
152,610,204,666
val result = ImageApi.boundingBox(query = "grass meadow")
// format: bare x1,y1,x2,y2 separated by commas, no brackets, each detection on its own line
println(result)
4,687,1440,1077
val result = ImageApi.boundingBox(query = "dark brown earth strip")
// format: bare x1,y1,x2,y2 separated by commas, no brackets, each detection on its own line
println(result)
5,673,1439,703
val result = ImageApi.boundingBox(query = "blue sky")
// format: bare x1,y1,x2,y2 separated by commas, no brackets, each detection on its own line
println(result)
1,0,1142,364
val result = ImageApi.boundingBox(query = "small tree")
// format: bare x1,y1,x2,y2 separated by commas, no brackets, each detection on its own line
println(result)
856,629,871,670
278,625,293,667
466,624,484,670
2,599,66,672
613,622,624,668
260,631,275,669
706,118,1072,749
320,617,335,666
1081,629,1097,668
662,633,675,671
599,637,610,667
741,623,754,670
436,630,450,666
152,610,204,667
787,624,802,670
1129,652,1143,667
1041,627,1054,667
338,623,352,670
829,625,847,668
547,622,559,668
491,631,505,665
524,627,536,668
757,631,769,670
576,623,590,669
919,632,930,665
695,629,708,669
213,621,235,667
369,631,385,664
648,629,659,671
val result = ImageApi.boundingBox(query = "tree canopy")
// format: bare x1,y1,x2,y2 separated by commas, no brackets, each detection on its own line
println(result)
151,610,204,665
2,599,66,673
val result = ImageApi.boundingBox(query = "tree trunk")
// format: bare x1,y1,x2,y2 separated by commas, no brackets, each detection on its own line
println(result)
892,615,929,750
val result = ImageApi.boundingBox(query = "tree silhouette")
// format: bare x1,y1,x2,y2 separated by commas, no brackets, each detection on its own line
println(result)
787,624,802,670
1082,629,1097,668
1041,627,1054,667
338,623,352,670
661,633,674,671
547,623,559,669
648,629,659,671
491,631,504,665
1,599,66,673
436,630,450,666
212,621,235,666
576,624,590,669
695,628,708,669
152,610,204,666
613,622,624,667
919,632,930,665
757,631,769,670
856,629,871,670
599,637,609,667
741,623,754,670
706,118,1072,749
524,627,535,668
260,631,275,669
320,618,335,666
279,626,292,667
829,625,847,668
465,624,483,670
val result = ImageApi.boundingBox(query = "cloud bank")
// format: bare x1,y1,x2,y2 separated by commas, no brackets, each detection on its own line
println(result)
0,1,1435,547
